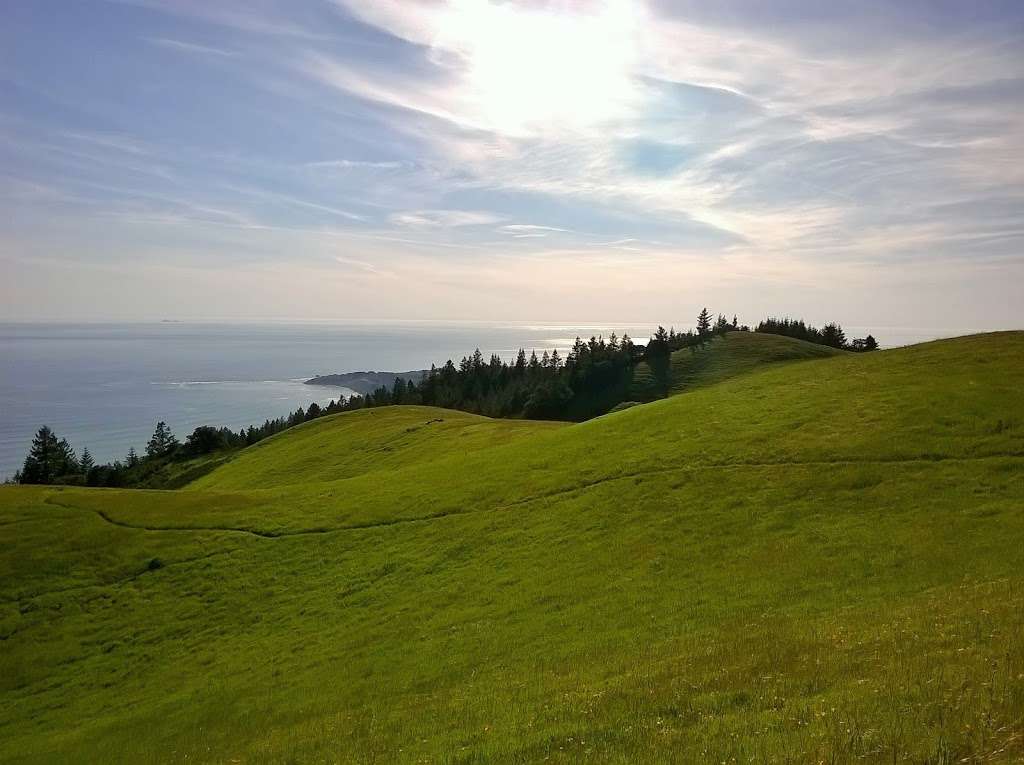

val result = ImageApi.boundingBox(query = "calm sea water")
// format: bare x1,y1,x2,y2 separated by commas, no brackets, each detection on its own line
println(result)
0,320,663,479
0,321,967,480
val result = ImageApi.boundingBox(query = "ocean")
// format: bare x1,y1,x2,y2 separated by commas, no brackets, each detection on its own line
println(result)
0,321,967,480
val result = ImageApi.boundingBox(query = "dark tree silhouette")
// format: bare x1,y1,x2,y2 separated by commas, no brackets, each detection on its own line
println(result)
146,421,179,458
18,427,78,484
755,317,870,351
851,335,879,352
19,426,59,484
185,426,227,455
697,308,712,339
822,323,847,349
79,446,95,474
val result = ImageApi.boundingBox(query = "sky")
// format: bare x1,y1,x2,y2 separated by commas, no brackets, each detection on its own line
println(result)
1,0,1022,329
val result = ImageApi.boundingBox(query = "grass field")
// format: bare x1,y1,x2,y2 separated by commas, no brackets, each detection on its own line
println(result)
2,332,1023,763
667,331,845,393
629,331,843,401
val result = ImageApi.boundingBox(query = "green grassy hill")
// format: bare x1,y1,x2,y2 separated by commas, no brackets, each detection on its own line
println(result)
2,332,1023,763
668,330,845,392
630,331,845,401
190,406,564,491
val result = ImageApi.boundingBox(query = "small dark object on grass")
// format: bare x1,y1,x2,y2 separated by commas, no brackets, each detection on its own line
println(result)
148,558,163,571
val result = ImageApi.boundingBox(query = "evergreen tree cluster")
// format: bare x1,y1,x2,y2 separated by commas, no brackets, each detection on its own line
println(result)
15,426,80,484
755,317,877,351
12,416,299,487
314,332,641,421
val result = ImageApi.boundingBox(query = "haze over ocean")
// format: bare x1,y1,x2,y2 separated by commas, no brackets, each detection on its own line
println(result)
0,320,969,479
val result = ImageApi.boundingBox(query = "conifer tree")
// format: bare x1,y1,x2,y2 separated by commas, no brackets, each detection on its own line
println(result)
514,348,527,374
56,438,78,475
79,446,95,474
647,326,671,358
19,426,59,484
697,308,712,338
822,323,848,349
146,421,178,457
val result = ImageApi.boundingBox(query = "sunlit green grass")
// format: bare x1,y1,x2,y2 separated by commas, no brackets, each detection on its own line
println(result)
190,405,563,491
1,331,1022,763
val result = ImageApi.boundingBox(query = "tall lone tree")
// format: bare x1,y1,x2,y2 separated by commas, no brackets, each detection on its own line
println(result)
19,427,77,484
697,308,712,339
79,446,95,474
146,421,178,458
19,426,59,484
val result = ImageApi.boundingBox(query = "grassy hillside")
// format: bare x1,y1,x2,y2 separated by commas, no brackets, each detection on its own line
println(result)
190,406,564,491
669,331,845,392
630,331,844,401
1,332,1022,763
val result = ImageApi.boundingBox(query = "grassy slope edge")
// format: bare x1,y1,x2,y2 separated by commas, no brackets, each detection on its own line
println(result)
0,332,1022,763
630,330,845,401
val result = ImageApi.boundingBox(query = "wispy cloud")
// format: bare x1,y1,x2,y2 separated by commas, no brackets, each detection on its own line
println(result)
145,37,237,57
391,210,504,228
61,131,151,155
305,159,407,170
500,224,572,234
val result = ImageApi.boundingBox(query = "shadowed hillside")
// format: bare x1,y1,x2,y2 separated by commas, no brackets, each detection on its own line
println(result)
669,330,845,392
631,330,845,401
1,332,1022,763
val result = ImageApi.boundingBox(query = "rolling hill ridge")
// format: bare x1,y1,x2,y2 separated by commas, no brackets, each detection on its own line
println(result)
1,331,1022,763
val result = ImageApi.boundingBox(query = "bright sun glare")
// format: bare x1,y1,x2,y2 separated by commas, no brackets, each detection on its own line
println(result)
437,0,640,135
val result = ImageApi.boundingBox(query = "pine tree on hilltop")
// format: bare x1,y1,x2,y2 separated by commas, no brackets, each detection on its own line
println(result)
56,438,79,475
697,308,712,339
647,326,670,358
514,348,527,375
79,446,95,474
822,323,848,349
146,421,179,458
17,427,78,483
19,426,59,484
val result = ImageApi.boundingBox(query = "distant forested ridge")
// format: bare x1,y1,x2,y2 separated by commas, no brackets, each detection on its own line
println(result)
306,370,428,395
12,311,877,487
